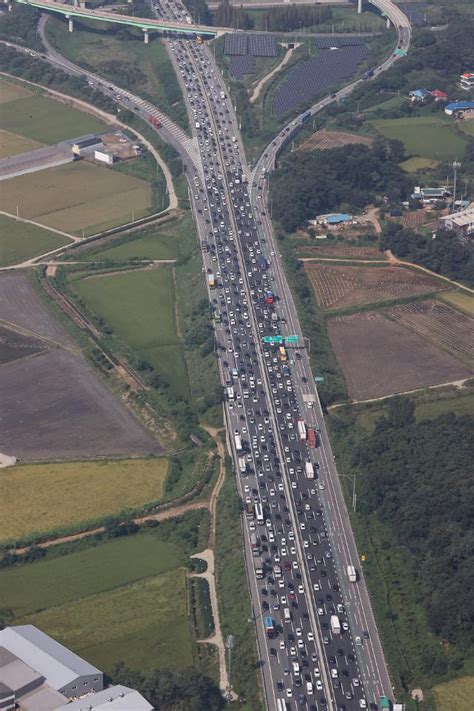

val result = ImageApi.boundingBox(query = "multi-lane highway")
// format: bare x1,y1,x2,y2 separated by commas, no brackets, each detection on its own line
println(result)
23,0,411,706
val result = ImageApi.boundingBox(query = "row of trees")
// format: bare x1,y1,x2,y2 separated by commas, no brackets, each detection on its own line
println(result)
261,5,331,33
270,142,413,232
112,663,224,710
352,401,474,655
214,0,254,31
382,222,474,287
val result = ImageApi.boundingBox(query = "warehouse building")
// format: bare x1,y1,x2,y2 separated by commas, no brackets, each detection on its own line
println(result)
460,72,474,91
444,101,474,116
0,626,153,711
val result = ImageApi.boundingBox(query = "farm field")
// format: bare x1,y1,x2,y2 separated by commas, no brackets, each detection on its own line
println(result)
370,116,467,161
440,290,474,316
304,262,446,311
0,162,152,236
0,273,160,461
0,129,43,159
327,311,473,400
0,324,51,366
0,214,70,267
433,676,474,711
299,129,373,152
386,300,474,369
298,244,384,260
0,520,210,673
0,90,107,144
79,216,188,262
0,459,168,543
73,266,189,399
0,78,34,104
23,569,192,673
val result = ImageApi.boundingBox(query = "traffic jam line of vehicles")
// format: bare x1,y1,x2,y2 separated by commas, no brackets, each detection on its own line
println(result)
148,2,391,708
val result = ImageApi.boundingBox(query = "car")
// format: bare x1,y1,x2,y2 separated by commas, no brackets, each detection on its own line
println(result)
286,688,293,698
315,680,323,691
331,669,338,679
295,627,302,637
307,632,314,641
355,636,362,646
359,701,367,710
362,630,370,639
279,640,286,650
353,679,360,688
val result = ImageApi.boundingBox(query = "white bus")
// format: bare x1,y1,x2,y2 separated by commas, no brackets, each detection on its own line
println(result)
234,434,242,453
226,386,234,401
255,502,264,525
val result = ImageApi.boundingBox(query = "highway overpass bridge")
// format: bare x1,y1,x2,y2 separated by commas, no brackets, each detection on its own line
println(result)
13,0,410,43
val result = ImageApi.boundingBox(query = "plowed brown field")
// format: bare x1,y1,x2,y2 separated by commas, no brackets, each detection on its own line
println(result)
298,245,384,260
300,130,373,152
305,263,447,311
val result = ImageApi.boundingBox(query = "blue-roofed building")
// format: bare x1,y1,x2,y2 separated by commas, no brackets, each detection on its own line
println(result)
445,101,474,115
314,213,353,225
409,88,429,102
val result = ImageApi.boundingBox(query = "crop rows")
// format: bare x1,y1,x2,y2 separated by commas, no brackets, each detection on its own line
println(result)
273,45,368,115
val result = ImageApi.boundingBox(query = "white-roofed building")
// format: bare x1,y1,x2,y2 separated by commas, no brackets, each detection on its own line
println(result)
0,626,103,698
56,684,154,711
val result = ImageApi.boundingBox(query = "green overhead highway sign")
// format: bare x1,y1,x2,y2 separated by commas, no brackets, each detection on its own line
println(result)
314,376,325,383
285,335,299,344
263,335,283,344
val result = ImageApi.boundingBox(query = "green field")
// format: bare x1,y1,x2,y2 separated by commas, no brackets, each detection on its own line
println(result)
0,78,34,104
440,291,474,316
0,162,152,236
0,526,204,673
0,92,107,144
400,156,439,172
0,214,70,267
0,129,43,159
371,116,468,161
82,220,183,262
23,569,192,673
74,267,189,398
433,676,474,711
459,121,474,136
0,458,168,543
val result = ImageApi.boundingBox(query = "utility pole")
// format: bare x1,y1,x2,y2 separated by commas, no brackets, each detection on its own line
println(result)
452,161,461,212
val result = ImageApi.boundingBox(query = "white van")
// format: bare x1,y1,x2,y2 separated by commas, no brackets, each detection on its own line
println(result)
306,681,313,695
283,607,291,623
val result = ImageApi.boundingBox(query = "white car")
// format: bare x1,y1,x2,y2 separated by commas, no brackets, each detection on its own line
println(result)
279,640,286,650
315,680,323,691
295,627,302,637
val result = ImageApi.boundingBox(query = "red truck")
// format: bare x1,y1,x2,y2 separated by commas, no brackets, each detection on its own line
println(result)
148,115,162,129
307,427,318,448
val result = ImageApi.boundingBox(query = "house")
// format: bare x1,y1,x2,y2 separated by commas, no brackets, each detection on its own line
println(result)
438,206,474,237
445,101,474,116
412,186,450,204
459,72,474,91
311,213,353,226
430,89,448,102
408,88,429,102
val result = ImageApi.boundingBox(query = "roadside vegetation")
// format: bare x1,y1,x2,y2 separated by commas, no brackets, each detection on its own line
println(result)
328,396,474,707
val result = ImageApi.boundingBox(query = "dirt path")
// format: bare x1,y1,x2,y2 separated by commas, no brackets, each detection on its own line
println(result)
328,377,471,411
299,257,388,264
385,250,474,294
364,206,382,235
250,44,300,104
0,209,78,241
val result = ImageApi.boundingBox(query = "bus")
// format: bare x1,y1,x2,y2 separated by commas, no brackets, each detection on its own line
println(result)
234,434,242,453
277,700,287,711
255,502,264,525
278,346,287,362
213,310,221,323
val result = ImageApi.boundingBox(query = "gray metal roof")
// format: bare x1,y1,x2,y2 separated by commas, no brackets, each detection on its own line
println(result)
56,685,154,710
0,627,101,691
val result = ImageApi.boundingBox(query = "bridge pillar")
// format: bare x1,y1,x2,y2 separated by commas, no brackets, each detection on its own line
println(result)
143,28,149,44
357,0,362,14
67,16,74,32
386,16,391,28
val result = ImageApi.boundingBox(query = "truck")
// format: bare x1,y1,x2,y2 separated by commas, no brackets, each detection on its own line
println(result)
271,312,279,323
363,69,374,80
238,457,247,474
258,255,268,270
274,564,282,579
207,273,215,289
250,532,260,555
244,498,254,520
378,698,392,711
305,461,315,480
264,616,275,638
255,557,264,579
301,110,311,123
347,565,357,583
148,115,161,129
185,15,192,24
234,434,242,453
226,386,234,401
297,419,307,442
220,90,226,100
330,615,341,635
265,290,274,305
307,427,318,449
281,364,290,376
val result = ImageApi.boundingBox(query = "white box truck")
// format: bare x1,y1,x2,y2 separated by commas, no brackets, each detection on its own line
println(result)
347,565,357,582
305,461,315,479
330,615,341,635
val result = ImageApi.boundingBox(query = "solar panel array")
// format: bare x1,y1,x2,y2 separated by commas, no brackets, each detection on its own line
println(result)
273,45,368,116
314,36,366,49
249,34,277,58
229,55,256,79
224,33,277,77
224,34,248,56
397,3,427,26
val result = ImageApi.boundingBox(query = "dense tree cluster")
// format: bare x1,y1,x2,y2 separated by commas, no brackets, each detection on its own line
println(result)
112,663,224,710
382,222,474,287
0,5,43,49
214,0,253,30
353,401,474,652
183,0,212,26
271,143,413,232
262,5,331,32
